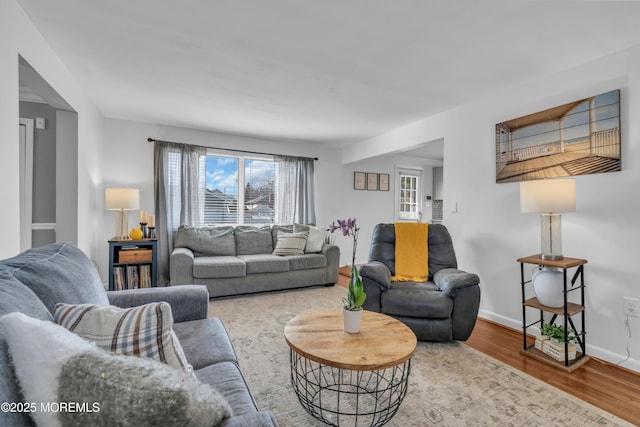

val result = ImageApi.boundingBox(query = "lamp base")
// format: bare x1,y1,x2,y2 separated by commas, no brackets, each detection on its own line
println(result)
540,213,563,261
114,210,130,240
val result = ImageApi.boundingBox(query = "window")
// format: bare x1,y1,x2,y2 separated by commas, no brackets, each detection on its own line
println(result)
205,153,277,225
396,168,422,221
158,141,314,234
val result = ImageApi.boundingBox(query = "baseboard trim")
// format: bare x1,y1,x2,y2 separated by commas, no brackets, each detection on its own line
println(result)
477,309,640,373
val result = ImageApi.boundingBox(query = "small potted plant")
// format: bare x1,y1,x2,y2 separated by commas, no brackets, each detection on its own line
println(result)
329,218,366,333
540,323,577,344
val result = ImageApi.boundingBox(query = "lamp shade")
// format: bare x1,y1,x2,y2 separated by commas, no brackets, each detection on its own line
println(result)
105,188,140,211
520,179,576,213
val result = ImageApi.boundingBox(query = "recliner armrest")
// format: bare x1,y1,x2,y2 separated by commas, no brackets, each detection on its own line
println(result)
359,261,392,291
433,268,480,298
107,285,209,323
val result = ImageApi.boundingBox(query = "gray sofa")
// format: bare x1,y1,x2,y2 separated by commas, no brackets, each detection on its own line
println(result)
0,242,278,426
170,224,340,297
360,223,481,341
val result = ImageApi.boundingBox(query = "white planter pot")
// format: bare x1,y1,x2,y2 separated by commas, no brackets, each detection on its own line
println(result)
342,308,363,333
532,266,564,308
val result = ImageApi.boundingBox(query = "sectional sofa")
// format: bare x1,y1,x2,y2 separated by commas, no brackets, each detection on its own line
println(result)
0,242,278,426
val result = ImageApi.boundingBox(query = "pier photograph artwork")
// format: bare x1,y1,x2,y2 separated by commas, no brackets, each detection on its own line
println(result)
496,89,620,183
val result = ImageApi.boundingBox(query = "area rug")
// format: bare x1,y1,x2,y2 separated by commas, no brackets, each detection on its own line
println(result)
209,286,632,426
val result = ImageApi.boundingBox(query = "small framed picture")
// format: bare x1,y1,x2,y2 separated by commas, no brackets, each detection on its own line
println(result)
379,173,390,191
366,173,378,191
354,172,366,190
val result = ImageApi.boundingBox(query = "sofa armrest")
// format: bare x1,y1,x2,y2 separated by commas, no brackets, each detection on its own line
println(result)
170,247,195,285
359,261,391,312
321,243,340,284
107,285,209,323
359,261,392,291
433,268,480,298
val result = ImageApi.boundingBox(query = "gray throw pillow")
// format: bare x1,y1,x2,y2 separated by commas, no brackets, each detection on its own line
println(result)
234,226,273,255
174,225,236,256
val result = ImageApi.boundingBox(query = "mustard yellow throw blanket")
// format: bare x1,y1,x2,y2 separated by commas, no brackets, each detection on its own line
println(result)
392,222,429,281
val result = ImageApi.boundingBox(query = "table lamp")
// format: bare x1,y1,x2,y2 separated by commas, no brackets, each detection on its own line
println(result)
520,179,576,260
105,188,140,239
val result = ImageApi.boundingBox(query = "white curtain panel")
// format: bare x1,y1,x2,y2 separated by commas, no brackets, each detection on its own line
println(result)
276,156,316,225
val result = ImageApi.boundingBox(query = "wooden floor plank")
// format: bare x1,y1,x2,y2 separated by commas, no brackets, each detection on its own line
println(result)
466,318,640,425
334,276,640,424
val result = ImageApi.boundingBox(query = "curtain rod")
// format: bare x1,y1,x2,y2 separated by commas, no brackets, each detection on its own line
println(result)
147,138,318,161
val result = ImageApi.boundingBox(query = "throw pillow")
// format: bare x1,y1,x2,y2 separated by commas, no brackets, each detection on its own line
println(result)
272,231,309,256
53,302,193,375
0,312,232,427
294,224,326,253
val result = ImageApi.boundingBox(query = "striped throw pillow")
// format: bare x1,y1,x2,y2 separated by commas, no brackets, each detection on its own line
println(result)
53,302,193,374
272,231,309,256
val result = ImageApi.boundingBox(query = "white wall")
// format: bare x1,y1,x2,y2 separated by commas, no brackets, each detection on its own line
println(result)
101,118,445,278
100,119,350,280
347,45,640,371
0,0,103,259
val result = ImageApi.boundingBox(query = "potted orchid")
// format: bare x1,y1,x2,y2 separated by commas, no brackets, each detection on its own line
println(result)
328,218,366,333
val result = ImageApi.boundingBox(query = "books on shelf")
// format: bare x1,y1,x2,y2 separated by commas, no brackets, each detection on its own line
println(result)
535,335,577,361
112,264,152,290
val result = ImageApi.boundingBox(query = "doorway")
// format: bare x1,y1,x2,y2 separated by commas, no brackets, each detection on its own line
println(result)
19,56,78,247
395,167,423,222
18,118,34,251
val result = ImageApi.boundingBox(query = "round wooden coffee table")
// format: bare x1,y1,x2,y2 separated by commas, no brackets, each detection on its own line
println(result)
284,308,417,426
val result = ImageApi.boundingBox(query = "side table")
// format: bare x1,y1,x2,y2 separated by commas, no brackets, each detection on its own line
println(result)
518,254,589,372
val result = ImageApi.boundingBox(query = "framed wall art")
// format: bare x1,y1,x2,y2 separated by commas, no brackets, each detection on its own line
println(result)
495,89,620,183
366,173,378,191
354,172,366,190
379,173,389,191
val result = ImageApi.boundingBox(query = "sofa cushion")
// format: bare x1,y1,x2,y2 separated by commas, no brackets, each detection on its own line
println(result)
0,270,53,320
195,361,257,417
173,318,238,370
427,224,459,279
294,224,326,253
287,254,327,271
0,272,52,427
382,282,453,319
0,242,109,313
0,312,232,427
193,256,246,278
273,231,308,256
175,225,236,256
234,226,273,255
53,302,193,374
368,223,397,276
237,255,290,274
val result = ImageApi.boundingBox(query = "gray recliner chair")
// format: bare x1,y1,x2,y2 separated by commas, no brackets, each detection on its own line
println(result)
359,223,481,341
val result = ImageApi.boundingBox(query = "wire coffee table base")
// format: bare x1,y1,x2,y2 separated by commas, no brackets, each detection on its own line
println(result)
289,349,411,427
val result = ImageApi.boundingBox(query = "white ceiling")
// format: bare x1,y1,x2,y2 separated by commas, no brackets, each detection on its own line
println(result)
16,0,640,155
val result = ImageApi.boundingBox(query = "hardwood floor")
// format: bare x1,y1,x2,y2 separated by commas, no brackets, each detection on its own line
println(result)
465,318,640,426
336,269,640,424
